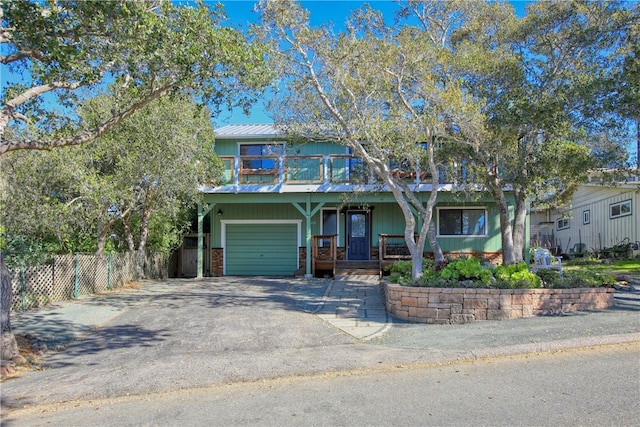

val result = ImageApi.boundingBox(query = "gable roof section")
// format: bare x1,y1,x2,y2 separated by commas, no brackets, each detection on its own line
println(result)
215,124,278,139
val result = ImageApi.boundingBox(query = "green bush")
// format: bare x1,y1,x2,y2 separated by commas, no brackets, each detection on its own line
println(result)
534,269,564,288
385,259,435,285
386,256,614,289
561,270,616,288
440,257,494,285
494,262,541,289
534,268,615,288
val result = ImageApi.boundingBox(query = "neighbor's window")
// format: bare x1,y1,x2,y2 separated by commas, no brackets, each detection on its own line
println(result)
583,210,590,225
557,218,570,230
438,208,486,236
610,200,631,219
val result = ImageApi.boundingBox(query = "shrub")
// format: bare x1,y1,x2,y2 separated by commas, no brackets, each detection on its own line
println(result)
440,257,494,285
494,262,541,288
534,269,564,288
385,258,436,285
386,256,614,289
561,270,616,288
534,268,615,288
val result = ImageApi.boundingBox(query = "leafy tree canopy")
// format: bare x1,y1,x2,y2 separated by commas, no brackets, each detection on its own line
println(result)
0,94,219,266
0,0,273,154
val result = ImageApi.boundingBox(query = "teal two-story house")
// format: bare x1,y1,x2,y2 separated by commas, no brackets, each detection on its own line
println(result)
192,124,523,278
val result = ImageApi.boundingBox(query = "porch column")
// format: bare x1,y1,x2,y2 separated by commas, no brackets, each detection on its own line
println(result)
292,196,325,277
197,203,214,278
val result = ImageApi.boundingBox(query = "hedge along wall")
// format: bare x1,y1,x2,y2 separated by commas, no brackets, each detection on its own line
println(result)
383,283,615,324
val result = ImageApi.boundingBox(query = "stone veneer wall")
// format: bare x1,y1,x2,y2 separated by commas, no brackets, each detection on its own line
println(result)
383,283,614,324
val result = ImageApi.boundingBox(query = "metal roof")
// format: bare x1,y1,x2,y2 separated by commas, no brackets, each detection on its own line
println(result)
214,124,278,138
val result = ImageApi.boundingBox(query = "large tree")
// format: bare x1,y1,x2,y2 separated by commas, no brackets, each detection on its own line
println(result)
258,0,491,279
412,0,635,264
1,94,219,269
0,0,271,154
1,0,271,362
79,94,220,275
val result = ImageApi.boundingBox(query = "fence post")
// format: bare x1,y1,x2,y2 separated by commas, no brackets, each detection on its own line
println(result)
74,253,79,299
107,252,112,290
20,269,26,311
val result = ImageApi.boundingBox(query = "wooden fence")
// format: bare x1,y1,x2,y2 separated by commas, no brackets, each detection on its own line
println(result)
9,252,167,312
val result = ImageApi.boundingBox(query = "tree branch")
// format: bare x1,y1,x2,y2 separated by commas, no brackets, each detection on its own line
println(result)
0,83,175,156
4,81,85,109
0,48,47,64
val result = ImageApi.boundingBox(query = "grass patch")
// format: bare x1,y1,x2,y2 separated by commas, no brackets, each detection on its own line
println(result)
564,259,640,276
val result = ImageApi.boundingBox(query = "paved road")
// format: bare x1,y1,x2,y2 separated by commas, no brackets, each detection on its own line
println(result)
1,277,639,422
3,344,638,426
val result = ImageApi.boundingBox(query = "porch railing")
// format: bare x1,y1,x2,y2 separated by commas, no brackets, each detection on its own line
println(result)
218,154,439,186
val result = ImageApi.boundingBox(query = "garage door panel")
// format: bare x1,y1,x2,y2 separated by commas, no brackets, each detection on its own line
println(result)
226,223,298,275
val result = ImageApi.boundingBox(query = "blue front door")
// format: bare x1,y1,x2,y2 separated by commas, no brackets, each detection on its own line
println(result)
347,211,370,260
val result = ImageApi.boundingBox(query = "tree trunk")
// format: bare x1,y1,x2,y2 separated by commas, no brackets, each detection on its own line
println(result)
123,212,136,252
489,180,516,265
0,254,20,362
425,138,445,269
135,207,152,279
511,189,528,263
96,223,110,256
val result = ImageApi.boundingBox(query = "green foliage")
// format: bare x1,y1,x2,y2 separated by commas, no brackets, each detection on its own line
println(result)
1,0,273,153
1,235,57,269
1,95,217,258
494,262,541,288
386,259,437,286
535,268,615,289
440,257,494,285
564,270,617,288
534,269,564,288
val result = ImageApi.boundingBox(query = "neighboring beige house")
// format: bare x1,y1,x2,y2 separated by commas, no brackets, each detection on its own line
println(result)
531,172,640,256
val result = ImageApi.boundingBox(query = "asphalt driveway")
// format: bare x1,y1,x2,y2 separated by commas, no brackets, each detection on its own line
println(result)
2,276,639,414
3,277,413,410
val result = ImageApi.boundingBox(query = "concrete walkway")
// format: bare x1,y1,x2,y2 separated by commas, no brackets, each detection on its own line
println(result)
315,275,391,340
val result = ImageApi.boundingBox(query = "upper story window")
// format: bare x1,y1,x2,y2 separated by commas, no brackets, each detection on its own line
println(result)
557,218,570,230
239,143,284,170
438,208,486,236
610,199,631,219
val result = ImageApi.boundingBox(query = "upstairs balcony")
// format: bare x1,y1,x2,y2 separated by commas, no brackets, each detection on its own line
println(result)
210,154,448,193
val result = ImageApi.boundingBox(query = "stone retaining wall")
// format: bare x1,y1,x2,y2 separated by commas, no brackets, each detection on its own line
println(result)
383,282,615,324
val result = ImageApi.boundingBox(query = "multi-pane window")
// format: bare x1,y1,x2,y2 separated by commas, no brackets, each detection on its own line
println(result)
610,200,631,219
438,208,486,236
557,218,570,230
239,144,284,170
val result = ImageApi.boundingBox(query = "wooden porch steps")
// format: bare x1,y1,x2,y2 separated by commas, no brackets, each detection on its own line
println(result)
335,260,379,277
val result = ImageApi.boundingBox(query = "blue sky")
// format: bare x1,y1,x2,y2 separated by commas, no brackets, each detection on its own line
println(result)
216,0,532,125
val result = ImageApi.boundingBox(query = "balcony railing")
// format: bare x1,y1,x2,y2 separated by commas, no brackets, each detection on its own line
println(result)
217,154,443,187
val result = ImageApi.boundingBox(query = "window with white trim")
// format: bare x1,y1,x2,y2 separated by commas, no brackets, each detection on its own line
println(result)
438,208,486,236
557,218,570,230
610,200,631,219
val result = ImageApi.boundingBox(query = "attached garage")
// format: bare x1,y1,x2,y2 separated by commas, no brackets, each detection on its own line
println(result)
222,220,301,276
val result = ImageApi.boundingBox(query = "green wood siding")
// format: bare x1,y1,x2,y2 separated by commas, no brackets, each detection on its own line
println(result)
206,195,510,254
225,223,298,275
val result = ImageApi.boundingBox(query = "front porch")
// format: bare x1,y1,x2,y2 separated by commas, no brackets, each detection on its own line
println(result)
195,192,507,278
